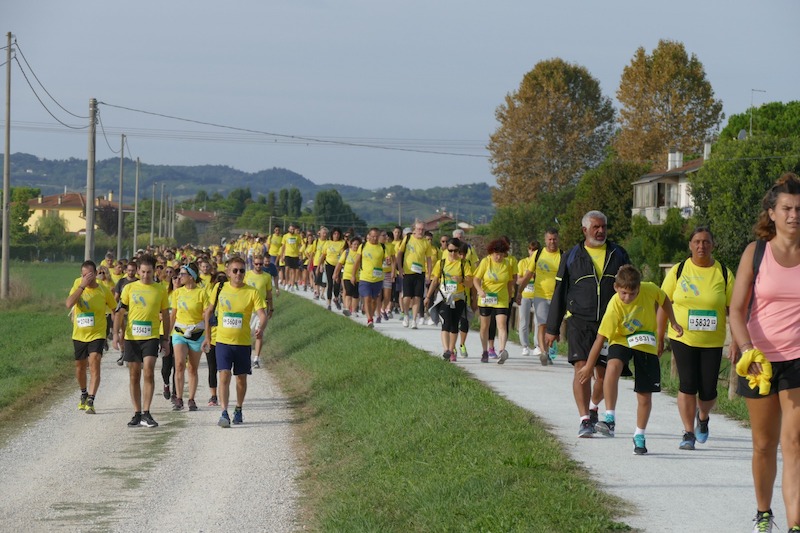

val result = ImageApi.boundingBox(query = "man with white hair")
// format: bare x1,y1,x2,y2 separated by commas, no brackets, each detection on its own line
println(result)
545,211,630,438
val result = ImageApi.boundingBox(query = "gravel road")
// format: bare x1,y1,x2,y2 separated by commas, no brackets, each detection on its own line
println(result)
0,347,300,532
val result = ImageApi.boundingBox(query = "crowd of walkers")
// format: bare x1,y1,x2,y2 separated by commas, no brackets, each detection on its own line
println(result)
66,172,800,532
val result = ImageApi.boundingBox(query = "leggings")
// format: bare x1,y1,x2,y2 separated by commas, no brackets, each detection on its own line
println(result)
161,339,175,390
671,339,722,401
206,345,218,389
325,263,341,301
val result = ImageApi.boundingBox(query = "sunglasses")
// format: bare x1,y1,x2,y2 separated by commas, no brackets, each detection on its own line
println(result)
253,263,263,266
231,268,246,274
448,248,458,253
156,265,164,269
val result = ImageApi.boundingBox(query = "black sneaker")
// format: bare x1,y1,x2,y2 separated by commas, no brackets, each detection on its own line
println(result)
595,418,615,437
140,412,158,428
578,419,594,438
589,408,599,433
163,384,170,400
632,434,648,455
188,399,198,411
127,413,142,427
172,398,184,411
116,354,124,366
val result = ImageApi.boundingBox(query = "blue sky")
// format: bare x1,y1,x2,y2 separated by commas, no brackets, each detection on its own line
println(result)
4,1,798,189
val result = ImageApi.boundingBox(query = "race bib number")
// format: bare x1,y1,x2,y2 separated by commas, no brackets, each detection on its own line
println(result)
482,292,498,306
222,312,244,329
287,237,296,245
627,331,657,348
688,310,718,331
410,262,423,274
76,312,95,328
442,280,457,294
600,341,609,356
525,282,535,293
131,320,152,337
373,268,384,279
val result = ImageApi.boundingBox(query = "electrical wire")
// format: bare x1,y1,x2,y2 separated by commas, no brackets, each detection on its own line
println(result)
13,57,88,130
97,112,121,154
14,39,88,119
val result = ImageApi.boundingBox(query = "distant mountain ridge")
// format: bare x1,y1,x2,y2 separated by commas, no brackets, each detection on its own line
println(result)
6,152,495,225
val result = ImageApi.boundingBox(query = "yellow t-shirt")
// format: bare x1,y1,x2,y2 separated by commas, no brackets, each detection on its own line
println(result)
473,257,514,308
397,235,432,275
244,270,273,310
355,242,386,283
324,240,347,267
339,249,358,282
213,283,266,346
661,260,733,348
598,282,665,355
170,286,209,329
268,234,283,257
518,257,536,298
69,279,116,343
120,281,170,340
98,278,116,312
110,271,124,285
304,241,316,265
282,233,300,258
534,249,561,300
382,241,396,273
314,240,327,266
431,258,473,299
586,244,607,278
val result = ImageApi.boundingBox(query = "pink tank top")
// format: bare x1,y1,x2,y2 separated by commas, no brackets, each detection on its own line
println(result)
748,241,800,362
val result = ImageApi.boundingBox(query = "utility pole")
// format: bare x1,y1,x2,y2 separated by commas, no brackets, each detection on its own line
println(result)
158,183,165,239
1,32,12,299
84,99,97,261
116,134,125,259
150,181,156,246
132,157,139,256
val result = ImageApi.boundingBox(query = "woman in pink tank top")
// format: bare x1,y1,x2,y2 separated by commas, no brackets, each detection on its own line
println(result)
730,172,800,531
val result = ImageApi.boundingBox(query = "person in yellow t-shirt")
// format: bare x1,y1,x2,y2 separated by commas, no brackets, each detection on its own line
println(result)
202,256,266,427
425,237,473,361
301,231,316,292
66,260,117,414
267,225,284,286
169,263,210,412
515,240,540,359
395,222,433,328
378,230,396,321
473,238,515,364
110,260,125,285
578,265,683,455
244,255,274,368
312,227,329,300
279,223,302,291
113,255,171,429
319,228,346,310
351,229,386,327
333,236,361,317
657,226,734,451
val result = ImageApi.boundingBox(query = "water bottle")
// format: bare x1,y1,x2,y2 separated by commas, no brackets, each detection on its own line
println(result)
548,341,557,361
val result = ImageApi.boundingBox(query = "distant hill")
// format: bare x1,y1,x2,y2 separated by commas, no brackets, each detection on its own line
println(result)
5,153,495,225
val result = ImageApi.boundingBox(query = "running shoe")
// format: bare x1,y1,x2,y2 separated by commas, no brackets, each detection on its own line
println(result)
595,416,615,437
589,408,599,432
140,412,158,428
442,350,451,361
532,346,543,357
578,419,594,438
521,347,530,357
343,309,351,317
218,410,231,428
497,350,509,364
85,399,96,415
632,434,647,455
695,409,710,444
459,345,468,358
425,317,435,326
488,348,497,359
539,349,549,366
449,351,457,362
480,351,489,363
171,393,178,406
79,394,88,411
188,399,198,411
163,384,170,400
402,316,410,328
679,432,696,450
334,299,342,310
127,413,142,427
411,319,418,330
253,359,261,369
751,510,776,532
382,312,389,321
367,320,374,328
116,354,124,366
232,407,243,425
208,395,219,407
327,305,331,311
375,315,381,324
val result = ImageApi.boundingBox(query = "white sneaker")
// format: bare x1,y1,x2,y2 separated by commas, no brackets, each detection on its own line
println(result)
531,347,543,357
521,347,530,357
425,317,435,326
402,316,410,328
411,318,418,330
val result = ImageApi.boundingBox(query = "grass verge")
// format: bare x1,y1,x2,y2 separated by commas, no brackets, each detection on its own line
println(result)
265,295,631,532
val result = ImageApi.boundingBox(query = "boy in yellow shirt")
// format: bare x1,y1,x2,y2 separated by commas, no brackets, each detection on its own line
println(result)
578,265,683,455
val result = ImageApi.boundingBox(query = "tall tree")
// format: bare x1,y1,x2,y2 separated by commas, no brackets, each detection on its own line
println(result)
278,189,289,217
718,100,800,141
488,58,615,207
288,187,302,218
8,187,38,244
615,40,723,164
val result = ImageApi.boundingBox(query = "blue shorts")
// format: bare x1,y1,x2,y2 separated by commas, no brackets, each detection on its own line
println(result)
171,332,206,352
358,280,382,299
215,343,252,375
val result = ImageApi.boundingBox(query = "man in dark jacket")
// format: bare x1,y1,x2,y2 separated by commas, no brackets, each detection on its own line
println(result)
545,211,630,438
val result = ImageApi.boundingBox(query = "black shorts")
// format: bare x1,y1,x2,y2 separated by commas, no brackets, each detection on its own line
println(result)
343,279,359,298
402,273,425,299
73,338,105,361
284,256,300,270
123,338,161,363
738,357,800,398
478,306,509,317
607,344,661,393
671,340,723,400
566,316,607,367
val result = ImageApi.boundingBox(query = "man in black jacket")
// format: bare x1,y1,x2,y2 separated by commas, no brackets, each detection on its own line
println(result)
545,211,630,438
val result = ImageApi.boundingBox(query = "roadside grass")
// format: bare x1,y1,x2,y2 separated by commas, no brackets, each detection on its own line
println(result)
0,263,76,417
265,295,631,532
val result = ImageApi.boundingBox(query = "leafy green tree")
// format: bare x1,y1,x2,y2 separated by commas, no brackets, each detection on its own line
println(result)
35,213,68,250
9,187,39,244
267,191,276,214
488,58,614,206
278,189,289,217
313,190,366,231
236,202,272,231
195,190,209,203
615,40,723,165
689,135,800,269
719,100,800,141
288,187,302,218
174,217,198,244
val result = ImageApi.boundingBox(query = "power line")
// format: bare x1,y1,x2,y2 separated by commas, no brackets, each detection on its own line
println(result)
98,101,490,158
97,112,121,154
13,57,88,130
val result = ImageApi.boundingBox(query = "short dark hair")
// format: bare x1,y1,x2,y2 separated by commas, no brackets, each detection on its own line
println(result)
614,264,641,290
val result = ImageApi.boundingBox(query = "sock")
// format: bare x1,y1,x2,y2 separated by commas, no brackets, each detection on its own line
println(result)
80,389,88,396
88,395,95,401
580,415,590,423
605,410,615,420
634,427,645,436
589,401,599,411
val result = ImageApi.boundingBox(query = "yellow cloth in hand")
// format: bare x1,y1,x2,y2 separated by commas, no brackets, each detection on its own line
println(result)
736,348,773,396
